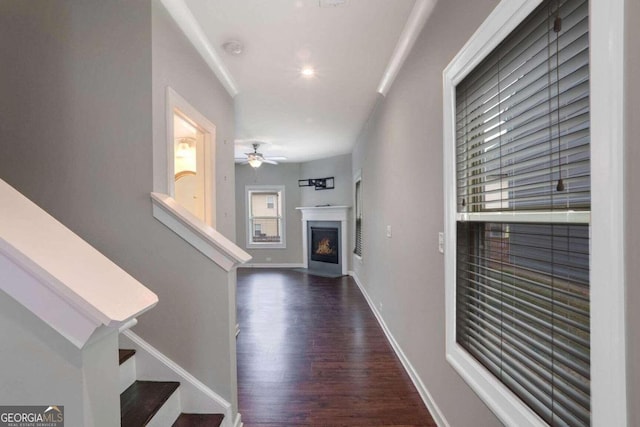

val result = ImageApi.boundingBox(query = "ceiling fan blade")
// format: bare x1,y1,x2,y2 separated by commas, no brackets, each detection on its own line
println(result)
262,159,278,165
265,156,287,161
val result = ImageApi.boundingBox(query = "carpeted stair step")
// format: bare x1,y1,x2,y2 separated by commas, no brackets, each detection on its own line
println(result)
172,413,224,427
121,380,180,426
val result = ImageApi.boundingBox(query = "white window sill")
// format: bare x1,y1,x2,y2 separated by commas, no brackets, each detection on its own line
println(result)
246,242,286,250
446,343,547,426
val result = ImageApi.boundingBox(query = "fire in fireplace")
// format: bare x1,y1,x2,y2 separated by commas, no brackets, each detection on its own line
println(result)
310,227,339,264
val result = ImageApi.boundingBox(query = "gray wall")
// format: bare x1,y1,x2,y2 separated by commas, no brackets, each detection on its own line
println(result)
300,153,352,207
235,163,303,265
0,0,237,413
350,0,501,426
152,0,236,241
626,0,640,422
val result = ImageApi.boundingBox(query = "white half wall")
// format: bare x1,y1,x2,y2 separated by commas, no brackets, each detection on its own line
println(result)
0,290,120,427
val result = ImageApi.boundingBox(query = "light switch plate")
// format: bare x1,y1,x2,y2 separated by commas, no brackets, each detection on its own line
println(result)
438,232,444,253
386,225,392,238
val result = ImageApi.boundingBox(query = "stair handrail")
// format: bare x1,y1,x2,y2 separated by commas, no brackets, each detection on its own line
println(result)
0,179,158,348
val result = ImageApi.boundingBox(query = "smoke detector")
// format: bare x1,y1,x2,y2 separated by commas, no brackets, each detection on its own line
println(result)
319,0,347,8
222,40,244,56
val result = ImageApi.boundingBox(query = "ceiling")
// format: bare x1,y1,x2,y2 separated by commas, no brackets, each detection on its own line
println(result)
170,0,428,163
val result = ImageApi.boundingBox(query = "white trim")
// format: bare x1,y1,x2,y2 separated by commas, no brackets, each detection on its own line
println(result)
232,413,243,427
457,210,590,224
0,179,157,349
241,263,304,269
377,0,437,95
443,0,541,89
349,271,449,427
118,318,138,333
245,185,286,249
121,330,236,427
166,87,217,228
441,0,543,410
589,0,627,423
151,193,251,272
159,0,238,97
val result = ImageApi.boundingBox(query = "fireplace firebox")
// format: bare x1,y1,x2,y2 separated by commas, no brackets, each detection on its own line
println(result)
310,227,339,264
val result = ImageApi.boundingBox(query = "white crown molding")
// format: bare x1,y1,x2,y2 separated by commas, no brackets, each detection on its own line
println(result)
159,0,239,97
377,0,438,95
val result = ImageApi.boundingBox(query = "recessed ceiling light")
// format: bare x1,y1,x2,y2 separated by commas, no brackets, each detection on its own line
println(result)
319,0,347,8
301,67,315,77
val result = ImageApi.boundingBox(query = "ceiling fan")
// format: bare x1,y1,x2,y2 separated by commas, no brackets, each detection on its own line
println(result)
235,143,285,168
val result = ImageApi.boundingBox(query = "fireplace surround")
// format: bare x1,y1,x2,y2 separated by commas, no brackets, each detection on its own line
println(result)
296,206,350,276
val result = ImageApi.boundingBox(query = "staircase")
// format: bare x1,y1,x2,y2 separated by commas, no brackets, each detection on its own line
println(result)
119,349,224,427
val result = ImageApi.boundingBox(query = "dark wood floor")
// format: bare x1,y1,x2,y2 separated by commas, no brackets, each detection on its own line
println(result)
237,269,436,426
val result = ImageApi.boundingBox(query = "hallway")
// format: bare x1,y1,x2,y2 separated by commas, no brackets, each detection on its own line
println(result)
236,269,436,426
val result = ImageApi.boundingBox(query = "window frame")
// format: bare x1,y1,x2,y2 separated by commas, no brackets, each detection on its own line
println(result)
443,0,627,425
245,185,286,249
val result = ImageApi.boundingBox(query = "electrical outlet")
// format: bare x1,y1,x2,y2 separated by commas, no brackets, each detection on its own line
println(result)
438,232,444,254
266,257,272,262
379,302,383,311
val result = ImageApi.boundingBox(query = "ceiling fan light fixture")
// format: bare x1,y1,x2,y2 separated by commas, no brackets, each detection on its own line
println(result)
248,157,263,168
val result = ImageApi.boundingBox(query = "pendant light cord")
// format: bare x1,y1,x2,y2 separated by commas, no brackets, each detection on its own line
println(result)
555,2,565,192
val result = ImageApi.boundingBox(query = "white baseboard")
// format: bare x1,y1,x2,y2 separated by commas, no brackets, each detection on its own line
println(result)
241,263,304,269
348,271,449,427
120,330,235,427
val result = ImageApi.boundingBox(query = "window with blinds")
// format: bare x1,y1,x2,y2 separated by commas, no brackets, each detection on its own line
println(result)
354,178,362,257
454,0,590,425
246,185,286,248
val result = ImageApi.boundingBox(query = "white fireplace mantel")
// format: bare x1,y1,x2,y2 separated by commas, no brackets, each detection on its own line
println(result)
296,206,351,275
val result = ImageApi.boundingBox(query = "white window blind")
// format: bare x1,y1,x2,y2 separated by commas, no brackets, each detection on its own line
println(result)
454,0,590,425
